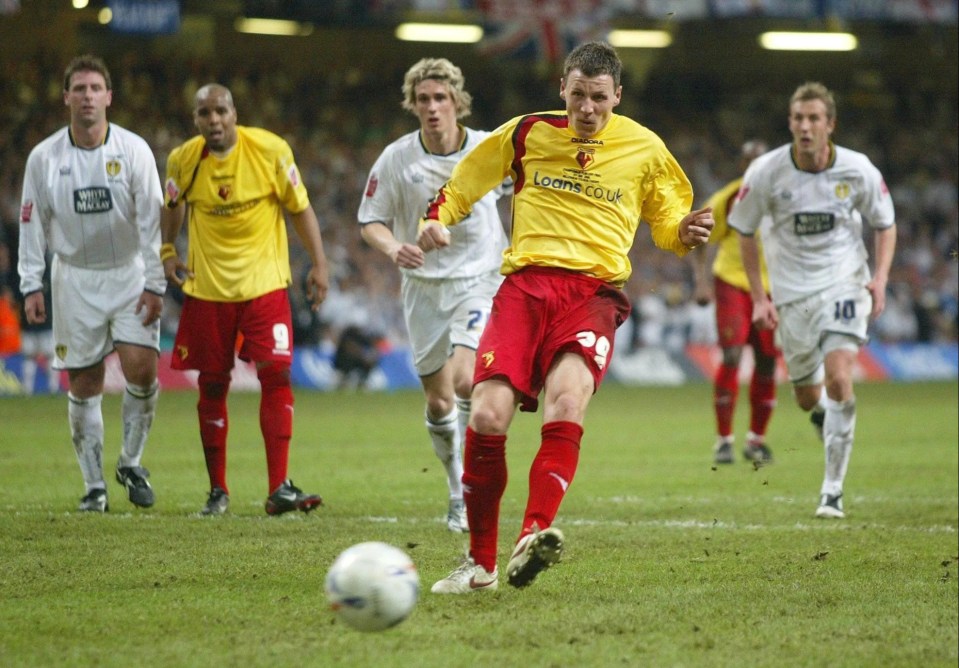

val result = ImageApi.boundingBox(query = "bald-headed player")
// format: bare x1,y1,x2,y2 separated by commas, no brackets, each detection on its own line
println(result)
161,83,330,516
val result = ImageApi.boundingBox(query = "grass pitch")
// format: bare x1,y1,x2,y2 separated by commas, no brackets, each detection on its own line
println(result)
0,380,956,667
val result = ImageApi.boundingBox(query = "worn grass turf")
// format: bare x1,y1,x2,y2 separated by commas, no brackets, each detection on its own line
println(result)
1,381,956,667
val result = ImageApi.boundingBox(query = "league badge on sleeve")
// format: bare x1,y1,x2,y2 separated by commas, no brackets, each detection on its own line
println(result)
165,178,181,205
287,164,300,188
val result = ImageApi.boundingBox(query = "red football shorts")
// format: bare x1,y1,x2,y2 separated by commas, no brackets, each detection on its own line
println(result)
713,277,778,357
474,266,631,413
171,288,294,372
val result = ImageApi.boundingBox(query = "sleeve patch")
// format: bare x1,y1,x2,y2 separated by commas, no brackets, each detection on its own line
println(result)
165,178,181,204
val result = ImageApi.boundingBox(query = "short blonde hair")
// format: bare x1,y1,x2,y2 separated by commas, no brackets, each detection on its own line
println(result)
401,58,472,119
790,82,837,120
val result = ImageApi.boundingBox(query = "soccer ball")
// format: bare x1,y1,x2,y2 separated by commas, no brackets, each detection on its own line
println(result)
325,542,419,632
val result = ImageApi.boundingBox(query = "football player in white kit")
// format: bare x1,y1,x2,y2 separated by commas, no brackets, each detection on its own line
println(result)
730,82,897,519
17,55,165,512
358,58,510,532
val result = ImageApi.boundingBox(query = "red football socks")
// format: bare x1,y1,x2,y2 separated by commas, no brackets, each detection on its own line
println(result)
714,363,740,437
258,364,294,494
462,428,507,572
198,372,231,493
520,421,582,539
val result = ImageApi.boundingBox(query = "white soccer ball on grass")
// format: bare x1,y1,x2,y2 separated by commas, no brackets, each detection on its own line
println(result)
325,541,419,632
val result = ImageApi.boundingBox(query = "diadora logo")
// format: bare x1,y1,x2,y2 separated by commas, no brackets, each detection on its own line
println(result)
571,137,604,145
576,148,594,170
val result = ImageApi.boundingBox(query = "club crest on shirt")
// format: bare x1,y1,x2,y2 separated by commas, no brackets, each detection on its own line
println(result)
56,345,67,361
576,148,595,170
106,160,121,177
482,350,495,368
176,345,189,361
218,185,232,201
834,182,850,199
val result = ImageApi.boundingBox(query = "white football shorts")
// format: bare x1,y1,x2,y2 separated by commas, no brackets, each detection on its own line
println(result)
50,255,161,370
402,270,503,377
775,267,871,385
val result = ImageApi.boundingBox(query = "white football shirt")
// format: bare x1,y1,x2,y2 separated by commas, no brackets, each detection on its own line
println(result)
358,128,509,279
728,143,895,305
18,124,165,296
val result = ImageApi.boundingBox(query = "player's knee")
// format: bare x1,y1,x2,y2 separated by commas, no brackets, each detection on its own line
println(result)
793,385,821,411
256,362,290,389
469,403,509,435
753,352,777,376
198,371,231,400
425,393,455,421
721,346,743,367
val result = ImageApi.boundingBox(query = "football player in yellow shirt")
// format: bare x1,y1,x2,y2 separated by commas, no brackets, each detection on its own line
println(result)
691,140,779,466
422,41,714,594
161,83,329,517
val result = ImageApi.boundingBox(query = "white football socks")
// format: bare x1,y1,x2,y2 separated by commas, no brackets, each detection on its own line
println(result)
426,407,463,499
119,381,159,468
821,395,856,497
68,393,105,492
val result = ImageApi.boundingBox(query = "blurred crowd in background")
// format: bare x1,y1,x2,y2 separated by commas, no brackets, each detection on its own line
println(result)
0,51,956,364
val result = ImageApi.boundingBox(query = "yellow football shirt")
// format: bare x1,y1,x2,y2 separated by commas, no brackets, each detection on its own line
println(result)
164,126,310,302
420,112,693,287
704,177,770,293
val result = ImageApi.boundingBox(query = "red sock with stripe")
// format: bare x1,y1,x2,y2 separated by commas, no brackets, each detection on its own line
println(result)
258,363,294,494
714,364,739,438
198,372,230,494
748,372,777,438
520,421,582,540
